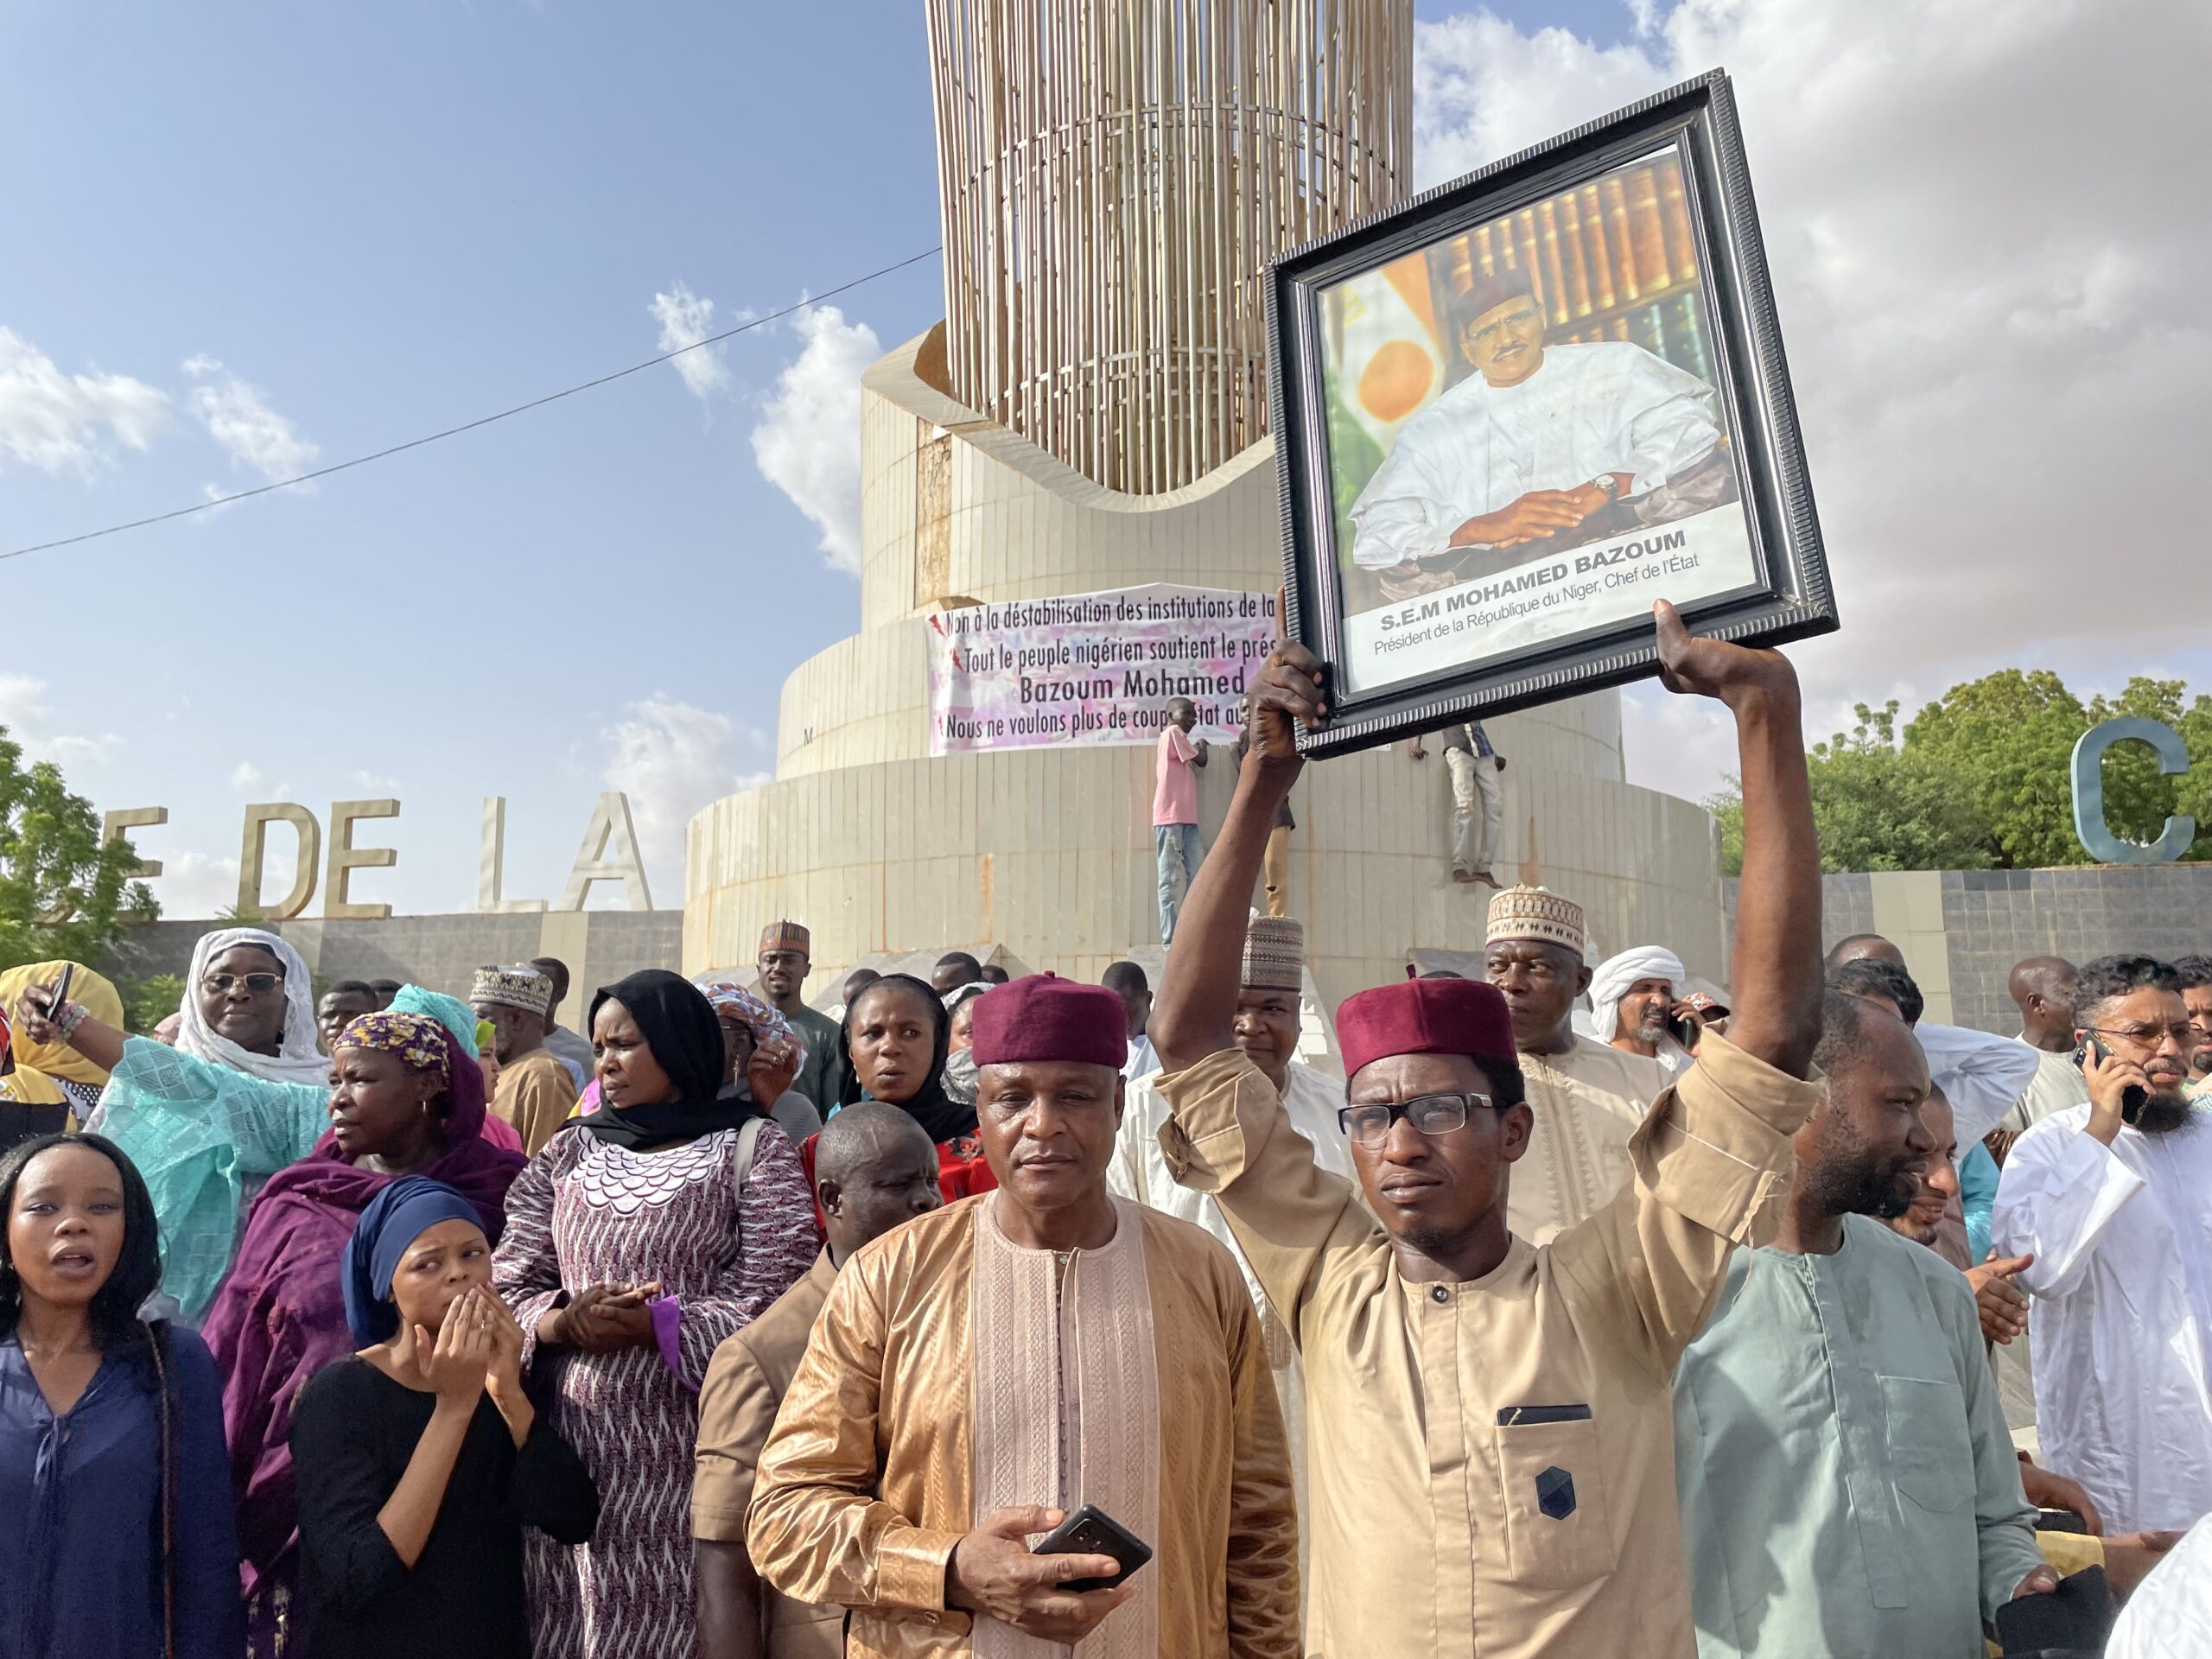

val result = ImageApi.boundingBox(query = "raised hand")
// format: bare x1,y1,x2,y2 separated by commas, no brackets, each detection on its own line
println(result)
1652,600,1798,710
946,1506,1133,1644
1244,644,1326,765
1967,1253,2033,1345
747,1033,804,1106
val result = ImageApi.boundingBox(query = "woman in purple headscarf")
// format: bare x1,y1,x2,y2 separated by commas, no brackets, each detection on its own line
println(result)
200,1011,526,1659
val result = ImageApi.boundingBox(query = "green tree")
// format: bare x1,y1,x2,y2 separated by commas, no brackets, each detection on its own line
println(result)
117,972,185,1034
1707,702,1991,877
0,726,158,971
1904,670,2086,869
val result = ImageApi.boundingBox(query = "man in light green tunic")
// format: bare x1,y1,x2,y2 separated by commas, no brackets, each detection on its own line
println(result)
1673,991,2054,1658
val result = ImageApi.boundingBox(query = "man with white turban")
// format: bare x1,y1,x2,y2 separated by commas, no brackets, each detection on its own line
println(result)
1588,945,1693,1077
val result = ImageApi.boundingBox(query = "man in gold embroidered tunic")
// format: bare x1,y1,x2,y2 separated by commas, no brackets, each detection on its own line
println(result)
749,974,1300,1659
1149,602,1825,1659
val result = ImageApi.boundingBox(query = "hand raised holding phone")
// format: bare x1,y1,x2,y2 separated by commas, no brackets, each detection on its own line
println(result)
947,1506,1133,1643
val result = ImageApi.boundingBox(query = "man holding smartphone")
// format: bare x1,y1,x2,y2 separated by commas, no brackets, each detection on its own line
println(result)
1993,954,2212,1535
748,973,1300,1658
1149,602,1824,1658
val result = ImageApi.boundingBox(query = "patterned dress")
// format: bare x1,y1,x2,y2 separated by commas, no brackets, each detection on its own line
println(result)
493,1118,819,1659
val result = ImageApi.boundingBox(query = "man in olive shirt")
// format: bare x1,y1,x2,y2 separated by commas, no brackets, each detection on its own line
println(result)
757,920,846,1112
1151,602,1825,1658
693,1102,944,1659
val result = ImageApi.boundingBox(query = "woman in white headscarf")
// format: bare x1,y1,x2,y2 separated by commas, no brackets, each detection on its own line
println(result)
24,927,333,1319
170,927,333,1085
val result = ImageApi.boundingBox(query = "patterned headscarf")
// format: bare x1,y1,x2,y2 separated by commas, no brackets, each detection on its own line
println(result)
692,976,800,1052
333,1011,453,1084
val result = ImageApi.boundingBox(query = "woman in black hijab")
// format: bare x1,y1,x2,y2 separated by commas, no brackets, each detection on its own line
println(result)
840,973,996,1199
489,970,818,1659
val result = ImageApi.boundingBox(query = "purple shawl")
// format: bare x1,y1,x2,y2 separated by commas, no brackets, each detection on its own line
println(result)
200,1023,524,1596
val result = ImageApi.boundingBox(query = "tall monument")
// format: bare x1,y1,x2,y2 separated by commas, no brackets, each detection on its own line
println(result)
684,0,1727,1013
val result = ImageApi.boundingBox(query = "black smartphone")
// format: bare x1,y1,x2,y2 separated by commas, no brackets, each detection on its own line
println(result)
2074,1036,2149,1125
2033,1507,2088,1534
1033,1503,1153,1593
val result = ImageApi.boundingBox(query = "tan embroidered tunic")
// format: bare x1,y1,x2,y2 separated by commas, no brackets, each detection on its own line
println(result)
1510,1034,1669,1245
1156,1032,1819,1659
748,1193,1300,1659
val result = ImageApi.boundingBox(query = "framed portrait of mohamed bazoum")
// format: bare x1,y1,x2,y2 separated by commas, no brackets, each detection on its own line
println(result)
1268,69,1836,757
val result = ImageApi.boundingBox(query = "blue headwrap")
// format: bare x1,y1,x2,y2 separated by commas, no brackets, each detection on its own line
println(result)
342,1176,486,1348
388,984,481,1056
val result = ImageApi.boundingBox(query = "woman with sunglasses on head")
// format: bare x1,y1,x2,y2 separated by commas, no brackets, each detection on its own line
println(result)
289,1178,596,1659
492,970,817,1659
0,1131,243,1657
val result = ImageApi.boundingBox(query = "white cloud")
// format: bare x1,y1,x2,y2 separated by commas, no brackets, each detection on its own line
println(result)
0,326,167,474
750,303,880,575
1414,1,2212,804
155,849,245,921
600,695,770,883
183,355,319,483
649,281,733,400
0,672,121,773
229,762,292,800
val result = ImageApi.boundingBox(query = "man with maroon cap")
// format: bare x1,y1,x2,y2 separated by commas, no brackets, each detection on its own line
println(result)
1151,601,1824,1658
749,973,1300,1658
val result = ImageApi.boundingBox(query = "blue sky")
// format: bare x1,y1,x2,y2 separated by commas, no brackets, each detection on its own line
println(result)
5,0,2204,917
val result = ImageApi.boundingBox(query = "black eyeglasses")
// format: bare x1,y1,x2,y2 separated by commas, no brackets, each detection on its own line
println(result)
2083,1022,2192,1050
202,971,283,995
1338,1092,1497,1146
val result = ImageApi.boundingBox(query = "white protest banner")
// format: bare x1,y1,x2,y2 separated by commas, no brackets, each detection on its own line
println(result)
926,584,1280,754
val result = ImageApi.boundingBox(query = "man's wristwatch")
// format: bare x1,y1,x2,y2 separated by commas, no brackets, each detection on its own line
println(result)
1586,474,1621,501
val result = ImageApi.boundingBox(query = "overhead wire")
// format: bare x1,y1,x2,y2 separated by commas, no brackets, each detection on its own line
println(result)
0,245,943,563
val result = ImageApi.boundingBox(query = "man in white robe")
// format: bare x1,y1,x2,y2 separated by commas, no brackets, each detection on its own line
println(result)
1349,268,1730,576
1993,954,2212,1533
1588,944,1694,1077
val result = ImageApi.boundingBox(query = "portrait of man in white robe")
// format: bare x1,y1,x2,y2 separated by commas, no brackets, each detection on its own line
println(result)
1346,264,1738,593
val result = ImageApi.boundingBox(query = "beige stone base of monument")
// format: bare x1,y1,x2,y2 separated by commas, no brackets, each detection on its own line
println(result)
684,327,1726,1022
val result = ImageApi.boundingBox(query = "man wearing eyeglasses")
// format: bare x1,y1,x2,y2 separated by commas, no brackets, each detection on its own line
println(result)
1993,954,2212,1534
1149,601,1824,1659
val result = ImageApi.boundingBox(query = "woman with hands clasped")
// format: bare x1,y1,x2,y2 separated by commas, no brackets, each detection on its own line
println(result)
289,1178,597,1659
492,969,818,1659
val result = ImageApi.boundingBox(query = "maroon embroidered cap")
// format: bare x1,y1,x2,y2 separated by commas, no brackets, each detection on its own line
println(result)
1336,976,1516,1082
969,973,1126,1070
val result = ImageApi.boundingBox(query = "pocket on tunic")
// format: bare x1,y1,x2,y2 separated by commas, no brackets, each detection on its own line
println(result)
1881,1374,1974,1514
1492,1411,1618,1591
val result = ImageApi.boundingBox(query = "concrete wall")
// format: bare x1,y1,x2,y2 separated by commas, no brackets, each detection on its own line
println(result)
99,910,683,1014
1726,864,2212,1033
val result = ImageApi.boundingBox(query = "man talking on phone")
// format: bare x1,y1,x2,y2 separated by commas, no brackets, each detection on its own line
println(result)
1149,602,1824,1658
1993,954,2212,1534
748,975,1300,1657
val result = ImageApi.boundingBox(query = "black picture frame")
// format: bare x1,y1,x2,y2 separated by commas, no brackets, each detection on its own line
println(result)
1268,68,1835,758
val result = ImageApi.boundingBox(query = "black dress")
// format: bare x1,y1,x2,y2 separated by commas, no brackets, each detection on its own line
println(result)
289,1356,599,1659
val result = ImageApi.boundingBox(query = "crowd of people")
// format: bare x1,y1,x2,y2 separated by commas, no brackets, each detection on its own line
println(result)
1,604,2209,1657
